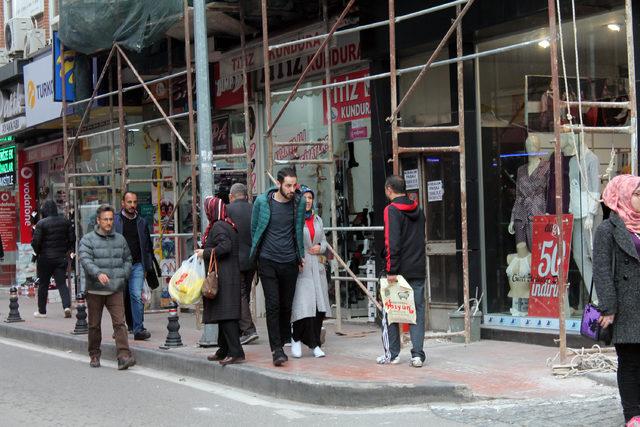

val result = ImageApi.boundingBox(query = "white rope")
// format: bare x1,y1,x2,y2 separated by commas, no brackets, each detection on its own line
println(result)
556,0,600,251
547,345,618,378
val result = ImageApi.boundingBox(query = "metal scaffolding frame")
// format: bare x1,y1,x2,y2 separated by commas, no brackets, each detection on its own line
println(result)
257,0,639,350
61,0,198,296
54,0,638,357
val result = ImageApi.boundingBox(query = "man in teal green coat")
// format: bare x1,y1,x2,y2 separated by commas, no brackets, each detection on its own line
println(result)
250,167,306,366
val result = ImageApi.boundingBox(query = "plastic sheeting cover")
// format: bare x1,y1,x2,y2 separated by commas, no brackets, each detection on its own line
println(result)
59,0,183,54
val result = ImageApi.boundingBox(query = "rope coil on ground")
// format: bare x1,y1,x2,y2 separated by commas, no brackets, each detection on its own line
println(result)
547,345,618,378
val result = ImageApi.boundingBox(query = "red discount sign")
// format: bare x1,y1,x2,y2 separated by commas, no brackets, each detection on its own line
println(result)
528,215,573,318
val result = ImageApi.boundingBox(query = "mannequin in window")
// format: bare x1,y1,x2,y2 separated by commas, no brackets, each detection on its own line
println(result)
560,132,602,303
508,135,550,250
506,242,531,316
539,84,554,131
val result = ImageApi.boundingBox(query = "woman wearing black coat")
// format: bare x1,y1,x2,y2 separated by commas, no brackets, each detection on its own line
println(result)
594,174,640,424
196,196,244,365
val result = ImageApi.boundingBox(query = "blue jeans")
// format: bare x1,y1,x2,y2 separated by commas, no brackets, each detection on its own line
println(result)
128,263,145,334
387,278,426,361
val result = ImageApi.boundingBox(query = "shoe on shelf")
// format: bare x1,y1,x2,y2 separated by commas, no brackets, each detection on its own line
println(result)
291,340,302,358
240,332,259,345
33,311,47,318
313,346,325,358
64,308,72,318
410,356,424,368
376,354,400,365
89,357,100,368
272,349,287,367
219,356,246,366
134,330,151,341
117,356,136,371
207,349,227,362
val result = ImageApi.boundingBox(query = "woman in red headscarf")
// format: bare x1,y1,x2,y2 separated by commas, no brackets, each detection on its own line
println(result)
195,196,244,365
594,174,640,425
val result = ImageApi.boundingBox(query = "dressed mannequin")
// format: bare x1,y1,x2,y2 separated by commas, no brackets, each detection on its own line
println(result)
560,133,602,303
506,242,531,316
508,135,550,250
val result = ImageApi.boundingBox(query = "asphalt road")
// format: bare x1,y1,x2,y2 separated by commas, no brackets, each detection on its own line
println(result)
0,338,624,426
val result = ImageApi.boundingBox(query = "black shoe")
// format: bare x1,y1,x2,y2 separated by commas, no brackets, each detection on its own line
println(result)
273,349,287,367
207,349,227,361
89,356,100,368
117,356,136,370
240,332,259,345
134,330,151,341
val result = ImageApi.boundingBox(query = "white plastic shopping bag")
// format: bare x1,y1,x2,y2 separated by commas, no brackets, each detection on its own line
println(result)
380,275,416,324
168,254,205,305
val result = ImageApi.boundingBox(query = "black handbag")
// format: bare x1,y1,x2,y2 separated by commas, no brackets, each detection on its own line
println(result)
146,256,162,290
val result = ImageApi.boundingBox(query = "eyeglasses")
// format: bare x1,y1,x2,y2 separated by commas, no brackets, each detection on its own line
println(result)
98,217,114,222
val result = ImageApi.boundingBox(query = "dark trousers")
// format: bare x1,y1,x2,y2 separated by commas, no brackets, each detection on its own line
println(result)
258,258,299,351
217,320,245,358
37,258,71,314
86,292,131,360
239,270,257,335
616,343,640,422
292,311,325,349
123,285,133,332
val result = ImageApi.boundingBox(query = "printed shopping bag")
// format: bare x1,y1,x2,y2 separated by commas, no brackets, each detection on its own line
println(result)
168,254,205,305
380,275,416,324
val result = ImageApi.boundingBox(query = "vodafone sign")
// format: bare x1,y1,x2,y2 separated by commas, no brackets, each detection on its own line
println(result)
17,150,36,244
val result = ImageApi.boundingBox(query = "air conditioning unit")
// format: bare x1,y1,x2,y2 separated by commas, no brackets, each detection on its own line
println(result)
5,18,34,54
24,29,46,57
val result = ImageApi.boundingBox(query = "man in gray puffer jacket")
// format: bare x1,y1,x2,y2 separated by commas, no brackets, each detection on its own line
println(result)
79,204,135,370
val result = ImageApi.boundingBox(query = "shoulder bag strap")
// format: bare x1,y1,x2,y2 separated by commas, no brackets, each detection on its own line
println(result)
207,250,216,274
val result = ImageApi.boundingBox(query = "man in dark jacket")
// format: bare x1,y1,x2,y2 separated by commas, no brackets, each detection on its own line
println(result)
227,183,259,344
79,204,135,370
31,200,75,318
378,175,426,368
114,191,154,341
250,167,306,366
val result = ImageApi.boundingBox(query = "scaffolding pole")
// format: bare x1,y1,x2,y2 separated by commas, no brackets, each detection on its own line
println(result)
547,0,567,363
387,0,472,343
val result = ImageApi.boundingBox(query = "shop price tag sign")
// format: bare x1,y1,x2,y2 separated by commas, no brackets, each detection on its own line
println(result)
528,215,573,318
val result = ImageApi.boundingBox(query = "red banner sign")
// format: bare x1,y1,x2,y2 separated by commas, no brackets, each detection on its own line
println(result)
322,69,370,124
18,150,36,244
0,191,17,251
528,215,574,318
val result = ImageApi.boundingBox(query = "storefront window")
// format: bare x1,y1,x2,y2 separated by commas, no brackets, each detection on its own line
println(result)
478,9,630,328
270,74,375,317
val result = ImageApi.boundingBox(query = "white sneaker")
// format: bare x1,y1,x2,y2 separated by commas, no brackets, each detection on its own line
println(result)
410,356,424,368
33,311,47,318
376,354,400,365
313,346,325,358
291,340,302,358
64,308,72,318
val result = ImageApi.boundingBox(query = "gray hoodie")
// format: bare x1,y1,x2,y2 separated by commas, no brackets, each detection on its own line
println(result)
79,225,132,294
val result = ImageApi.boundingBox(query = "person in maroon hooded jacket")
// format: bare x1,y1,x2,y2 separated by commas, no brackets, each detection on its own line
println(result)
376,175,426,368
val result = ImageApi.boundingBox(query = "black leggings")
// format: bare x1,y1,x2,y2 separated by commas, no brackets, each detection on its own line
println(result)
616,343,640,422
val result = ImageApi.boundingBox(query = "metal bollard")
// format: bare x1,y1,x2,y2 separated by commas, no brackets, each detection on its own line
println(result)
71,293,88,335
5,286,24,323
160,303,183,349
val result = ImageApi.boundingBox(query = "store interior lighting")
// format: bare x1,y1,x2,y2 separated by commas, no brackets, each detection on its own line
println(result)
607,23,622,32
537,39,550,49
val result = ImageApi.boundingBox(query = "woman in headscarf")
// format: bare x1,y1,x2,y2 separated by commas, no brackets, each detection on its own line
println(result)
290,186,331,358
594,174,640,425
195,196,244,365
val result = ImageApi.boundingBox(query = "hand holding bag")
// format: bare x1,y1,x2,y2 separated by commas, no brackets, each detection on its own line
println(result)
580,272,613,345
202,250,219,300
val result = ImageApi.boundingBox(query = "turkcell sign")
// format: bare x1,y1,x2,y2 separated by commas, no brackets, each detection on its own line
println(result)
24,53,62,128
0,145,15,187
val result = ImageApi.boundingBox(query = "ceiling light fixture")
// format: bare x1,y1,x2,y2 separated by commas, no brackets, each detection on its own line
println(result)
607,23,622,32
538,39,550,49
